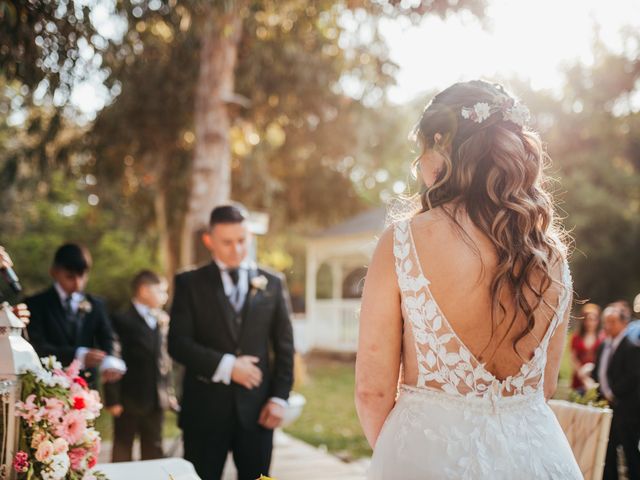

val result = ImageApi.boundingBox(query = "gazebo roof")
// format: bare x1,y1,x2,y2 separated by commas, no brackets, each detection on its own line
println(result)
313,207,386,238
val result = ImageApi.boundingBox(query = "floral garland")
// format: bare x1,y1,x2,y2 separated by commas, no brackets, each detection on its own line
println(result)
13,356,106,480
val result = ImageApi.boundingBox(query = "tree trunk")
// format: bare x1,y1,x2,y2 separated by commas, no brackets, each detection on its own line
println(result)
179,4,244,268
153,185,173,282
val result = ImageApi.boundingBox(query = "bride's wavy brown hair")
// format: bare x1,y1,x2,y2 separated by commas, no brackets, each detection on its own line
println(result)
412,80,569,355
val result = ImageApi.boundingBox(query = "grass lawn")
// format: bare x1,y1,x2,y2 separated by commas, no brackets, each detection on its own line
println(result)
284,356,372,461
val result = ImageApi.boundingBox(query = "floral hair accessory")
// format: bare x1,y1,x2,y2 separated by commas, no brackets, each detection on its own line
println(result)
461,96,530,128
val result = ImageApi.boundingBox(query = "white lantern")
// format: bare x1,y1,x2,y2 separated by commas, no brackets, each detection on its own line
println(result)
0,302,41,480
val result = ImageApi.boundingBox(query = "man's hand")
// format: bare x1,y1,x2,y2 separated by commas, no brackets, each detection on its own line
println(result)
231,355,263,389
12,303,30,325
258,401,285,430
102,368,123,383
107,404,124,417
0,246,13,270
84,349,106,368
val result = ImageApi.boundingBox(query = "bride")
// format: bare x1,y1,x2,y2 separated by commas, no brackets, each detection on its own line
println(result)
355,80,582,479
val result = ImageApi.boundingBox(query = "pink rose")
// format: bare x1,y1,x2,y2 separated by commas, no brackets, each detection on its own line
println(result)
68,447,87,471
13,451,29,473
35,440,54,462
55,410,87,445
30,429,48,449
53,437,69,455
90,435,101,456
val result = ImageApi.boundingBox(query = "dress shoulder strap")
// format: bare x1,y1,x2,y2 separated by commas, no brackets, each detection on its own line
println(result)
393,219,430,296
542,257,573,345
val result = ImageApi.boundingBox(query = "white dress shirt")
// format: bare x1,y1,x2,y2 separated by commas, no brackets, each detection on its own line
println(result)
598,328,627,401
54,283,126,373
133,301,158,330
210,259,287,408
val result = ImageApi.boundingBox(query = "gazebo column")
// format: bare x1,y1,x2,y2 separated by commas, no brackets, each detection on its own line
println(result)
329,260,343,301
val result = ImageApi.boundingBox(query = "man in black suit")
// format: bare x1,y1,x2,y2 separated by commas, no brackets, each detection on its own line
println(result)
169,205,294,480
593,303,640,480
104,270,175,461
24,243,124,387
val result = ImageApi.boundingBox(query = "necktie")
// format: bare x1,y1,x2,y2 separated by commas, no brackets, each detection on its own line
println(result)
63,296,79,339
226,268,242,312
227,268,240,286
63,296,73,314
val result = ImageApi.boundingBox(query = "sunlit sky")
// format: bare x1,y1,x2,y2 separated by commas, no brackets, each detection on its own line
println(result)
70,0,640,116
381,0,640,103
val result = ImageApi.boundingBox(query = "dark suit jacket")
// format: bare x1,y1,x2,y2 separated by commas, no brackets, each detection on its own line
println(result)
168,262,294,431
24,286,114,384
104,304,173,414
593,335,640,422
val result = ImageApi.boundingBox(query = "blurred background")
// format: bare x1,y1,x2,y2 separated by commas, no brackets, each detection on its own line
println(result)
1,0,639,462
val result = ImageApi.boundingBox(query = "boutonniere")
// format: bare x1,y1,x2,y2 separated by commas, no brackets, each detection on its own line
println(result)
153,309,170,329
250,274,269,292
78,299,92,314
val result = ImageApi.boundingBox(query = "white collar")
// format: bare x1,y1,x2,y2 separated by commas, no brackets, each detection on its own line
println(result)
214,258,253,272
54,282,84,302
132,301,151,318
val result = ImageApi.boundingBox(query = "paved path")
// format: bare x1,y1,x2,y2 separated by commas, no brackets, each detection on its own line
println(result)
99,431,368,480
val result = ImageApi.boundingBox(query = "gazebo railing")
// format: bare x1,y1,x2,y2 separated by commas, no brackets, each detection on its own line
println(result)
311,299,360,352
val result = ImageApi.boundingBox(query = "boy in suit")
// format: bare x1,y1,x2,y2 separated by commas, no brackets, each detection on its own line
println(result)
105,270,175,461
25,243,124,387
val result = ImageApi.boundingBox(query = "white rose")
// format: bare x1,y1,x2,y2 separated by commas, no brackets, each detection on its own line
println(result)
250,275,269,291
35,440,54,462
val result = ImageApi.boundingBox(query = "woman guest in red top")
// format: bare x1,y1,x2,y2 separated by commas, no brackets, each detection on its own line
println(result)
570,303,604,392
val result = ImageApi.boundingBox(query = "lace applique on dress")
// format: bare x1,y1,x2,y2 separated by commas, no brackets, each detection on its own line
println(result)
393,219,572,399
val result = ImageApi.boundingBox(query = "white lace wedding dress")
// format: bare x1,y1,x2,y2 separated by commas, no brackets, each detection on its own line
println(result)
367,220,582,479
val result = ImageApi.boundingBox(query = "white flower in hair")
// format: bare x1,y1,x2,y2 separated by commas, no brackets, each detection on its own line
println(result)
473,102,491,122
503,103,530,127
461,102,491,123
461,98,530,128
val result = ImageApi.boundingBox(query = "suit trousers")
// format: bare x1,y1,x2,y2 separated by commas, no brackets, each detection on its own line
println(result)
112,408,164,462
183,414,273,480
604,412,640,480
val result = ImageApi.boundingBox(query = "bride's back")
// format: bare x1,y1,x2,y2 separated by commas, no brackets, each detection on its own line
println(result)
401,206,566,387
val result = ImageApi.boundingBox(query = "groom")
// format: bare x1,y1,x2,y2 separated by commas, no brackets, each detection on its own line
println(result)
169,204,294,480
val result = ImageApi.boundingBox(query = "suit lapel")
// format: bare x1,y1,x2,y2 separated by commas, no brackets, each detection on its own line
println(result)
205,262,240,343
129,304,156,351
239,267,262,342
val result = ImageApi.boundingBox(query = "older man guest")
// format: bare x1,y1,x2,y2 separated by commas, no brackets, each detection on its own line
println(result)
592,302,640,480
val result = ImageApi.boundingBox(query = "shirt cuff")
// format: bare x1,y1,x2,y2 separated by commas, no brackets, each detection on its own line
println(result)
212,354,236,385
269,397,288,408
100,355,127,373
75,347,89,369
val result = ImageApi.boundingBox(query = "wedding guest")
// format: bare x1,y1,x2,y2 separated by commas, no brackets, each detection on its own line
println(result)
592,303,640,480
104,270,175,462
24,243,124,387
169,204,294,480
569,303,604,392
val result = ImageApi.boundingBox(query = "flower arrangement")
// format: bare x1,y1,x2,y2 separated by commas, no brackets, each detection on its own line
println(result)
13,356,107,480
